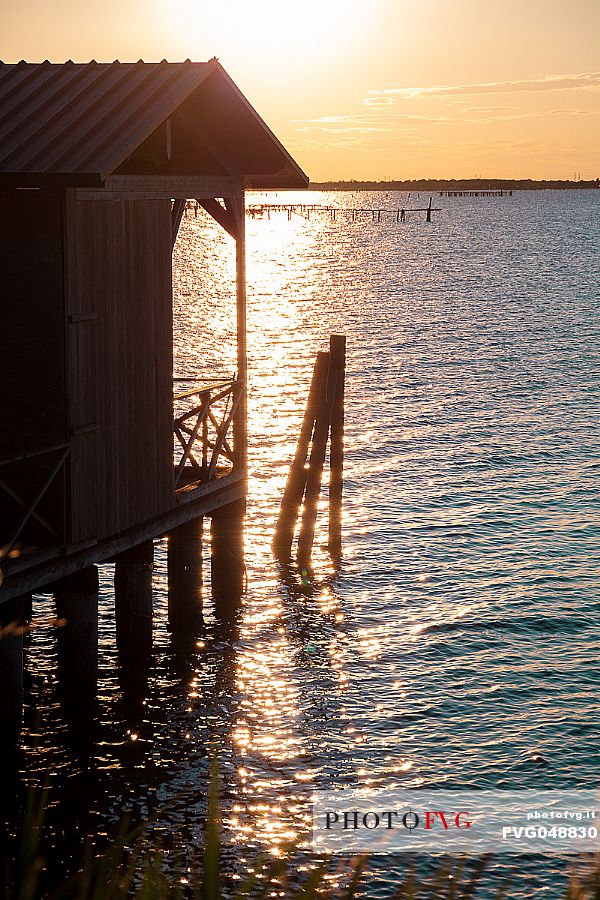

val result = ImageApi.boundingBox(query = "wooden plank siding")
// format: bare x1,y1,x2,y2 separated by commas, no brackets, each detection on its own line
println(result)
0,191,68,551
65,194,173,541
0,191,67,456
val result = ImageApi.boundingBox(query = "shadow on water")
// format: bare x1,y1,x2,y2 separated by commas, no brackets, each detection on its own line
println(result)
0,518,248,896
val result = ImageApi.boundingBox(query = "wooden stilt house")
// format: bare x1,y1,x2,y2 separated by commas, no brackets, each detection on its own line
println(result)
0,59,308,601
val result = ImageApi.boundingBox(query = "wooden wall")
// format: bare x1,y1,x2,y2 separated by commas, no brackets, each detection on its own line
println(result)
0,191,68,551
65,193,173,542
0,191,67,455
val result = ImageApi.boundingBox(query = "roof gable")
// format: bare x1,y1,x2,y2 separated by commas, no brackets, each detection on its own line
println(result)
0,59,308,189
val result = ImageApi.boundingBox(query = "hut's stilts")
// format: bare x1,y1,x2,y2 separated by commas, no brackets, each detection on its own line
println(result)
211,498,246,612
54,566,99,694
167,518,204,632
21,592,33,623
0,596,25,740
114,540,153,658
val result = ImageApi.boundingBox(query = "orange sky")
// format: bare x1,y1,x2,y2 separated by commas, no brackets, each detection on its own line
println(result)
2,0,599,180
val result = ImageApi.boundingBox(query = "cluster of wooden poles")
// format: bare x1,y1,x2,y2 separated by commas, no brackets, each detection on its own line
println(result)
438,190,512,197
0,503,246,748
273,335,346,570
245,201,439,224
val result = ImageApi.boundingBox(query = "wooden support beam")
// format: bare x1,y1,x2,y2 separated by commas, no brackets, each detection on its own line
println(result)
198,198,238,240
172,198,186,248
0,475,246,602
174,396,211,485
166,117,172,161
0,476,60,539
2,449,69,558
207,387,243,479
75,175,242,201
230,196,248,478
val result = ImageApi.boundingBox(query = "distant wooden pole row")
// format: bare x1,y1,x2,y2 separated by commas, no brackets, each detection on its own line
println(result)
438,189,512,197
241,202,441,225
181,201,442,225
273,335,346,569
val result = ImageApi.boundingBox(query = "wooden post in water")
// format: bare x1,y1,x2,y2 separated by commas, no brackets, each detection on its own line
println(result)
167,518,203,633
274,336,346,571
211,498,246,615
328,335,346,560
297,353,338,570
426,197,432,223
114,540,154,658
273,352,328,560
54,566,99,694
0,596,25,741
113,541,153,714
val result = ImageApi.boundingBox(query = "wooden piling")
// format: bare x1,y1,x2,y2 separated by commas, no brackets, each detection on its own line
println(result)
0,596,25,739
426,197,432,223
328,335,346,560
297,353,338,570
167,518,203,632
114,540,153,658
273,352,328,560
23,592,33,622
211,498,246,614
54,566,99,694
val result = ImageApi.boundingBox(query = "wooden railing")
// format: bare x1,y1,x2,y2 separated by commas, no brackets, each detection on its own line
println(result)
0,443,70,562
173,378,243,490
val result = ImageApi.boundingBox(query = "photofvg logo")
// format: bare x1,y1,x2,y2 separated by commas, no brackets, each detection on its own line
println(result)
312,790,600,855
325,808,473,833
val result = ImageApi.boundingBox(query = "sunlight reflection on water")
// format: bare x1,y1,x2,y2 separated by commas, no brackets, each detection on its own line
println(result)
18,189,600,897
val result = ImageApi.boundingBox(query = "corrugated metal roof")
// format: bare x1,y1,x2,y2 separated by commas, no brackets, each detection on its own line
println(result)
0,59,308,187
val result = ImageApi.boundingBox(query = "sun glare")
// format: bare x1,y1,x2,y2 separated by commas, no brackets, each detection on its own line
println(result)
169,0,372,70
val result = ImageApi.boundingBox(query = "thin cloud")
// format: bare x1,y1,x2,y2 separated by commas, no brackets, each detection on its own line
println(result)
367,72,600,100
362,96,395,107
295,112,455,128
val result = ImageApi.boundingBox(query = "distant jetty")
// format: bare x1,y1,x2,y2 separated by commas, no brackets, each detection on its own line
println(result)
308,178,600,192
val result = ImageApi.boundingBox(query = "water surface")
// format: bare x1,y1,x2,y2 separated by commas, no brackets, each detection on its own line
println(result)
17,189,600,895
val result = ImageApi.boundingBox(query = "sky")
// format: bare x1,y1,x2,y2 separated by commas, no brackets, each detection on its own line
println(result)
2,0,599,180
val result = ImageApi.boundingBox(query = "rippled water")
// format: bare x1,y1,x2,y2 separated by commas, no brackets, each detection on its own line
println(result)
14,189,600,895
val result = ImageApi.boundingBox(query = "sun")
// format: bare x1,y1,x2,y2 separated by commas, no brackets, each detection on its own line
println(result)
169,0,371,71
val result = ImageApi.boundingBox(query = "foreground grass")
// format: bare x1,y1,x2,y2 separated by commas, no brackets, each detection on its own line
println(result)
4,782,600,900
